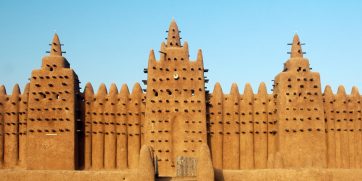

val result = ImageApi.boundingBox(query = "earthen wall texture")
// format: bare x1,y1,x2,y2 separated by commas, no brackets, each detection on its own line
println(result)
0,20,361,180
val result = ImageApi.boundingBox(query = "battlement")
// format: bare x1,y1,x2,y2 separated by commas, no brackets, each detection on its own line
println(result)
0,20,361,180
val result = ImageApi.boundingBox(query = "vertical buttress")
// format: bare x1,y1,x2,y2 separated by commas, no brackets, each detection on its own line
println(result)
104,84,118,169
18,83,29,168
239,83,254,169
92,84,107,169
117,84,129,169
209,83,223,170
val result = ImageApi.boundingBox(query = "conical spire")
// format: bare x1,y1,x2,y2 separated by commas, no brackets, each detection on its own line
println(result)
131,83,143,96
351,86,360,96
96,83,107,98
109,83,118,96
12,84,21,95
119,84,130,97
84,82,94,97
197,49,203,64
22,83,30,102
211,83,223,105
148,49,156,63
0,85,6,95
10,84,21,102
243,83,254,96
290,34,303,58
212,83,223,95
109,83,118,104
50,33,62,56
23,83,30,96
166,19,181,47
230,83,239,95
323,85,333,97
183,41,189,51
257,82,267,95
337,85,346,97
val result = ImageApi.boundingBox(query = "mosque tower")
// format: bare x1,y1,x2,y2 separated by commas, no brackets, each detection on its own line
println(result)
143,19,208,177
273,34,327,168
26,34,82,169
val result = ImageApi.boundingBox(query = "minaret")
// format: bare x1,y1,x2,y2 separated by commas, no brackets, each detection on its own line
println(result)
27,34,81,170
273,34,326,168
290,34,303,58
144,19,207,177
50,33,62,56
166,19,181,47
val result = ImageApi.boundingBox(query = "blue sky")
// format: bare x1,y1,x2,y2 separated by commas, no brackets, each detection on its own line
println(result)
0,0,361,94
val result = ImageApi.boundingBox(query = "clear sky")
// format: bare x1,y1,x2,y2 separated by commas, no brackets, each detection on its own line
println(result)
0,0,361,94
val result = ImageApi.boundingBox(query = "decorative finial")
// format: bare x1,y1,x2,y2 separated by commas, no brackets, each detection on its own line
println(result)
290,34,303,58
50,33,62,56
166,19,181,47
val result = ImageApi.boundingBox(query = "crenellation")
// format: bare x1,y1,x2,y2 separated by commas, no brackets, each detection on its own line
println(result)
4,84,20,168
222,83,240,169
0,20,362,180
347,87,360,168
0,85,6,168
323,85,336,168
351,87,362,168
335,86,349,168
253,82,268,169
208,83,223,170
116,84,130,169
140,93,146,147
83,82,94,170
128,83,142,169
104,83,118,169
91,83,107,169
266,93,277,168
18,83,29,168
239,83,254,169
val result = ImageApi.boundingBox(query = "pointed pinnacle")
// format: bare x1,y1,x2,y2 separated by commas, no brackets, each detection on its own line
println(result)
10,84,21,102
109,83,118,95
166,19,181,47
132,83,143,95
290,34,303,58
149,49,156,63
23,83,30,94
12,84,21,95
323,85,333,95
197,49,203,63
243,83,254,96
258,82,267,95
230,83,239,95
243,83,254,101
84,82,94,97
119,84,130,97
351,86,360,96
337,85,346,97
213,82,223,94
96,83,107,98
0,85,6,95
21,83,30,102
50,33,62,56
212,83,224,101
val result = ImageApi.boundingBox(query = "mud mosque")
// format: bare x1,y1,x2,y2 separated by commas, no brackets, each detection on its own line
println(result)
0,20,362,180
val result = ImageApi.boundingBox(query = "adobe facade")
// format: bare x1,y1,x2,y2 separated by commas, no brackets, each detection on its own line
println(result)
0,20,362,180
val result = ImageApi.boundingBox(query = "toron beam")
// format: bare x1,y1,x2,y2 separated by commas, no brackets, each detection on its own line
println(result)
0,21,361,181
